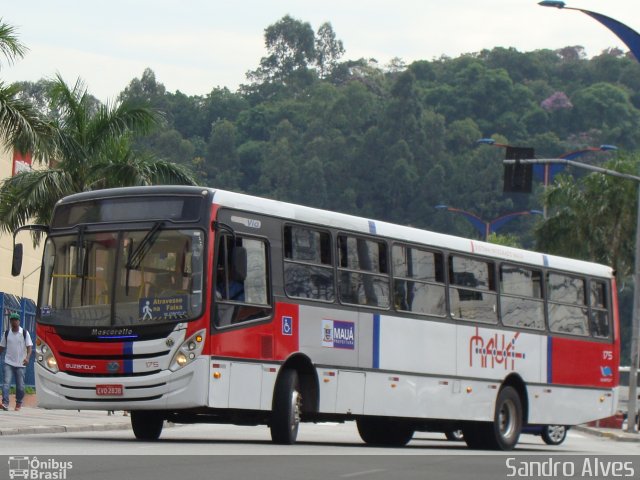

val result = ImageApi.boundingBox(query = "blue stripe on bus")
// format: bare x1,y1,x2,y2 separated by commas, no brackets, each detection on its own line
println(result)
368,221,376,234
123,342,134,374
543,254,549,267
373,314,380,369
547,336,553,383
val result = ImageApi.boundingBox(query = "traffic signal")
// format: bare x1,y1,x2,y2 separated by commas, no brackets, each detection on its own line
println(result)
503,146,534,193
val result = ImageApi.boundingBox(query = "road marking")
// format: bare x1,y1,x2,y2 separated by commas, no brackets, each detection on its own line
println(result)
341,469,386,478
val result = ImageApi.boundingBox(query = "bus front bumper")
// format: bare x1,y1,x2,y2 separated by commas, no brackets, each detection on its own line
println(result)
35,358,209,410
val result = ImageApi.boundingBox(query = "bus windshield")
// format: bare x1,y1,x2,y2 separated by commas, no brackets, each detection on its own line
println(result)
39,228,204,327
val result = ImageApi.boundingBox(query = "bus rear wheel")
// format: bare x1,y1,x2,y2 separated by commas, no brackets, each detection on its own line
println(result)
131,410,164,441
445,429,464,441
356,417,414,447
270,369,302,444
463,386,522,451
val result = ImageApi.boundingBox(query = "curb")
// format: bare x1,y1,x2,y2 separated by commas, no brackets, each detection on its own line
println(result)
0,422,131,436
574,425,640,442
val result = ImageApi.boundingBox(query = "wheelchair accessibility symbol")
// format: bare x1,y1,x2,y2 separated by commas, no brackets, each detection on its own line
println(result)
282,316,293,336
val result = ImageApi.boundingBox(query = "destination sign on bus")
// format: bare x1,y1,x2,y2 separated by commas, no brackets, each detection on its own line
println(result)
139,295,188,320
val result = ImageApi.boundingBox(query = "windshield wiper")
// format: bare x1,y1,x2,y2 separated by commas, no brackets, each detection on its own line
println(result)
125,221,164,296
126,221,164,270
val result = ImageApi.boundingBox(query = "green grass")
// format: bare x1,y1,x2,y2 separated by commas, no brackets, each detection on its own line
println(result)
8,386,36,395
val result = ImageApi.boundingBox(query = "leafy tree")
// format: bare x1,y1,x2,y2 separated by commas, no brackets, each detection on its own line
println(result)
146,128,196,166
487,232,522,248
202,87,248,130
315,22,344,79
256,125,300,202
570,83,640,147
0,75,195,234
119,68,167,106
297,156,328,207
206,119,241,189
445,118,481,154
247,15,316,85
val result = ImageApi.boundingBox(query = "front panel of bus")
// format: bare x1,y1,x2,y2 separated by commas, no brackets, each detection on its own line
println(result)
34,188,213,409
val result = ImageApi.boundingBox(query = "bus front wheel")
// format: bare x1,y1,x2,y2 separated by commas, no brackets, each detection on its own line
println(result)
270,369,302,444
131,410,164,441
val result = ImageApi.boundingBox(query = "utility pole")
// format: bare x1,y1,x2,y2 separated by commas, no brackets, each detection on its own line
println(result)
539,0,640,434
505,156,640,431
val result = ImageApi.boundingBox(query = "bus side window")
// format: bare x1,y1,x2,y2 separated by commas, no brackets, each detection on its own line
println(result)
337,234,390,309
448,255,497,324
284,225,334,302
547,272,589,336
392,244,446,317
499,264,545,330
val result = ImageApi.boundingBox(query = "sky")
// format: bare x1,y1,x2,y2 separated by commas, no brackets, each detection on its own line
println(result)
3,0,640,103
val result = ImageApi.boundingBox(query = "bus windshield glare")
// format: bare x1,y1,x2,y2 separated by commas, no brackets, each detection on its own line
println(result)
39,228,204,327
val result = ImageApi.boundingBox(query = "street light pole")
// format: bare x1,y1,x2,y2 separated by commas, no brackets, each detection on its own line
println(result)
539,1,640,432
508,156,640,431
631,185,640,431
478,138,617,186
477,138,616,217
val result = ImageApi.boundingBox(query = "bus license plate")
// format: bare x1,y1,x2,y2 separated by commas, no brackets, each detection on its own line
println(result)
96,384,124,396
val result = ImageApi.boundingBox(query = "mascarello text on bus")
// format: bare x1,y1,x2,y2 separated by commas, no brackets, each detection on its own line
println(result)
11,186,619,450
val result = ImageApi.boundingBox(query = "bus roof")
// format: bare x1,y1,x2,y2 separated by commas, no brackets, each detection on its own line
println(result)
210,188,613,279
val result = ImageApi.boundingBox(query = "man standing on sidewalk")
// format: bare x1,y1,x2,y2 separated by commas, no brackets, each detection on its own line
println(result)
0,313,33,411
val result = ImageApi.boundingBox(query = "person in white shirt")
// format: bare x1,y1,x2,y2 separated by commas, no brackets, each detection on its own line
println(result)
0,313,33,411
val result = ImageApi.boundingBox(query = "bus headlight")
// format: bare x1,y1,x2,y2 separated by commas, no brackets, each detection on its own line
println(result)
46,357,58,370
175,353,188,367
169,329,205,371
37,340,59,373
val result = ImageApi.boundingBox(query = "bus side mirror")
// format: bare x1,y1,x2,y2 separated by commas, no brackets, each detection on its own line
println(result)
12,243,23,277
10,223,49,277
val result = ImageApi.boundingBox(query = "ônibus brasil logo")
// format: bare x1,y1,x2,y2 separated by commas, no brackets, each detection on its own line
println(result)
8,456,73,479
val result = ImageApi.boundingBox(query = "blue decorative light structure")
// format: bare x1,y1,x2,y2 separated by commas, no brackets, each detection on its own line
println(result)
539,1,640,61
435,205,542,241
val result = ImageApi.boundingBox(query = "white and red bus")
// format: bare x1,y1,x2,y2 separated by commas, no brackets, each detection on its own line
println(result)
11,186,619,450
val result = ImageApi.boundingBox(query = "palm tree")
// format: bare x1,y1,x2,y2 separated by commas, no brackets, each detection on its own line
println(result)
535,156,637,280
0,19,52,154
0,74,196,234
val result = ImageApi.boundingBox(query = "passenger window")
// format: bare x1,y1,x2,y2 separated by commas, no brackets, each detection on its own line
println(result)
448,255,497,324
392,245,446,316
284,225,334,302
499,264,545,330
338,235,389,308
547,273,588,336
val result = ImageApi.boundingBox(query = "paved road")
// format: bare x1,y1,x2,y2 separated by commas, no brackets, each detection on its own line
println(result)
2,423,639,480
1,422,638,455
